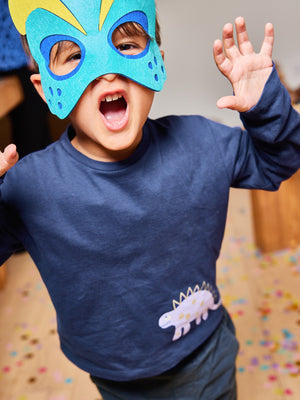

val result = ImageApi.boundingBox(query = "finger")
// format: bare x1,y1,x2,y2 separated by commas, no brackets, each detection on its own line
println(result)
213,43,233,77
4,144,18,163
260,22,274,57
0,144,19,176
213,40,227,70
235,16,254,55
222,22,240,60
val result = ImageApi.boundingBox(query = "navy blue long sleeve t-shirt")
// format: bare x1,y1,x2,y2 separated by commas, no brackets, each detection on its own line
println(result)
1,67,300,380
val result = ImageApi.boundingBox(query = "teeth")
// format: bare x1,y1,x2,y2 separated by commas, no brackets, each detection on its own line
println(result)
105,95,113,102
103,94,122,102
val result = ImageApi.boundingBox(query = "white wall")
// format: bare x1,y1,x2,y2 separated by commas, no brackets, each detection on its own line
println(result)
151,0,300,126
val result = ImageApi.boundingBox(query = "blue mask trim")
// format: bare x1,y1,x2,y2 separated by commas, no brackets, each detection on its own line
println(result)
40,35,86,81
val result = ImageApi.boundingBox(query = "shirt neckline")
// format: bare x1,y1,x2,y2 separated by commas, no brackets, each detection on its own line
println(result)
60,122,151,172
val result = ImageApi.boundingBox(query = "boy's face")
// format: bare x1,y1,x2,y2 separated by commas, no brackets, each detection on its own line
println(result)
9,0,166,119
32,21,157,161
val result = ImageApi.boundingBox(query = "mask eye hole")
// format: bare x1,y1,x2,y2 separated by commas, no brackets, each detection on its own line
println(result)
41,35,85,80
49,40,81,76
108,11,150,59
111,21,150,57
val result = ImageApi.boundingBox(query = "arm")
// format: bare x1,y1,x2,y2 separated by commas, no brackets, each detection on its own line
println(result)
211,17,300,189
0,145,21,264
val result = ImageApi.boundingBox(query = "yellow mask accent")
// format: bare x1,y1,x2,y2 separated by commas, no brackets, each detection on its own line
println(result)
99,0,115,31
8,0,85,35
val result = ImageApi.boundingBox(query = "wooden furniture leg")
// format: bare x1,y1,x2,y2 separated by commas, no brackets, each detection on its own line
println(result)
0,263,7,289
251,171,300,253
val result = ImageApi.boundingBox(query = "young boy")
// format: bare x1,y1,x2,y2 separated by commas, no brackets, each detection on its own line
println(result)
2,0,300,399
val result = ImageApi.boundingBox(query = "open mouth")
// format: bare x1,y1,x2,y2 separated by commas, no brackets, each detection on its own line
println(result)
100,93,128,129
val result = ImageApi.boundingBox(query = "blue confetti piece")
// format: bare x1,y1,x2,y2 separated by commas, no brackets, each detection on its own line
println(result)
260,365,270,371
282,329,294,339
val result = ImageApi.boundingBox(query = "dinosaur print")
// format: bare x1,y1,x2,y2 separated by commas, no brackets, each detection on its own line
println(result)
158,283,222,341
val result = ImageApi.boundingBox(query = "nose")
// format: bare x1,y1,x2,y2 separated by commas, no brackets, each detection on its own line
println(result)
96,73,118,82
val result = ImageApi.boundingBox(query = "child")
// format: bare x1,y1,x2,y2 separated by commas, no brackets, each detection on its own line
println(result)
2,0,300,399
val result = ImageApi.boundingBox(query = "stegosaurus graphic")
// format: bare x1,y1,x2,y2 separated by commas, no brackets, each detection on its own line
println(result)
158,283,222,341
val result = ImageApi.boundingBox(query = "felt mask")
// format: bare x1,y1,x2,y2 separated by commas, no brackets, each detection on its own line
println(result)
8,0,166,119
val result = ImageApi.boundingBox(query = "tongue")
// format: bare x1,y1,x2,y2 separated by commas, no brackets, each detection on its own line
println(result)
101,98,127,122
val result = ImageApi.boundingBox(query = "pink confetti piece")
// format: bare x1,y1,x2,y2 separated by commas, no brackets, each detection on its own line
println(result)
53,370,63,382
285,388,293,395
38,367,47,374
49,396,66,400
263,382,273,389
268,375,277,381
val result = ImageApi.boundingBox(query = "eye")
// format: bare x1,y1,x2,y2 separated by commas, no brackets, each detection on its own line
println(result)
67,51,81,63
49,40,82,76
111,21,149,57
116,42,142,55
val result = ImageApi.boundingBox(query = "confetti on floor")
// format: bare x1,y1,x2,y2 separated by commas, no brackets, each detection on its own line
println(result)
217,190,300,399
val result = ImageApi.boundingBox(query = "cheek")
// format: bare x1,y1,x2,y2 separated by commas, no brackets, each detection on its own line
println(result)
69,91,94,124
138,90,154,118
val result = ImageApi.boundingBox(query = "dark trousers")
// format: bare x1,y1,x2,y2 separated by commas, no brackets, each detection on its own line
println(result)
91,308,239,400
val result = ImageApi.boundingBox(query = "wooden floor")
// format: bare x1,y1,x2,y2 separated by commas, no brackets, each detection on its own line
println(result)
0,188,299,399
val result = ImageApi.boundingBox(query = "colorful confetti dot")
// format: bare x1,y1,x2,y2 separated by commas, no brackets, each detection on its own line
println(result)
250,357,259,366
268,375,277,381
285,388,294,395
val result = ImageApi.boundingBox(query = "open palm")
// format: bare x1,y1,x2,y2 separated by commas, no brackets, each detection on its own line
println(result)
213,16,274,112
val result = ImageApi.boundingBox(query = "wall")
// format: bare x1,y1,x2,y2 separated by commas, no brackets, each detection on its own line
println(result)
151,0,300,126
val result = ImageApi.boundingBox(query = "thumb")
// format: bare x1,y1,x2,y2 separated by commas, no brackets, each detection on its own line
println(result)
217,95,238,110
0,144,19,176
216,96,249,112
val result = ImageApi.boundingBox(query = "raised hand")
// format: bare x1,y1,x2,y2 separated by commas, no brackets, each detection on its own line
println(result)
213,16,274,112
0,144,19,176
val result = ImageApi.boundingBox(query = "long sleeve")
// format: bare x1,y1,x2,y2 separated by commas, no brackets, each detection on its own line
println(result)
0,178,24,264
209,65,300,190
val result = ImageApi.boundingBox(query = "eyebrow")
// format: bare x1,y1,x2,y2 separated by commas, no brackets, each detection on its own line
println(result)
113,22,152,41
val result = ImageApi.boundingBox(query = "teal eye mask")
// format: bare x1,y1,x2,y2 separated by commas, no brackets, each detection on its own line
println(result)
8,0,166,119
